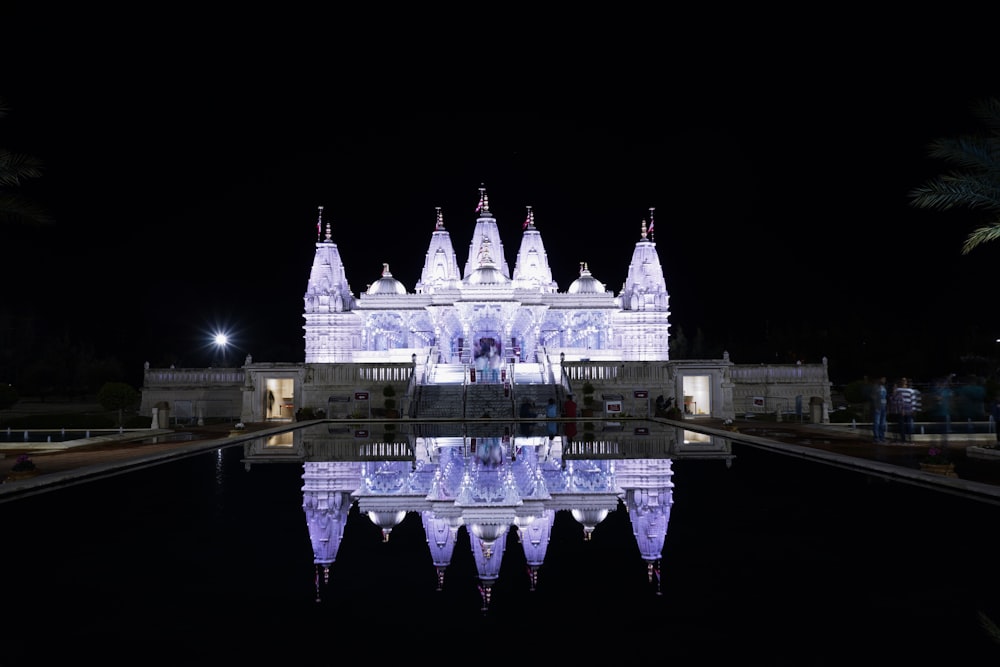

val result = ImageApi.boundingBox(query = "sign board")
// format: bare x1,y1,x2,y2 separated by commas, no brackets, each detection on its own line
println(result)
633,427,649,435
354,392,369,401
634,391,648,399
354,429,369,438
605,401,623,414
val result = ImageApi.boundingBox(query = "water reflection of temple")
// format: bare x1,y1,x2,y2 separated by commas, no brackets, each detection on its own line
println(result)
242,420,733,610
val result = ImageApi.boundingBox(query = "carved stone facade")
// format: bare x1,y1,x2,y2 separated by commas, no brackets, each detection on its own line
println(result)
303,187,671,365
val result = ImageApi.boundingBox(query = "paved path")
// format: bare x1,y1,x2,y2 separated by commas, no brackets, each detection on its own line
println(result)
0,422,281,502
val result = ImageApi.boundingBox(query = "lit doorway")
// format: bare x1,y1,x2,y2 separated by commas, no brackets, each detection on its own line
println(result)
681,375,711,417
265,378,295,420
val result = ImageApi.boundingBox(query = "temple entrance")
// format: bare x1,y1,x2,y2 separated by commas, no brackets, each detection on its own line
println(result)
265,378,295,420
681,375,711,417
472,334,503,382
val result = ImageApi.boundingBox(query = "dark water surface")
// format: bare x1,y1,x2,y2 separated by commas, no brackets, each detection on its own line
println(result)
3,422,1000,663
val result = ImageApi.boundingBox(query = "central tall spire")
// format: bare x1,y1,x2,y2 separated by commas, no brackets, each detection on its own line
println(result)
463,184,510,281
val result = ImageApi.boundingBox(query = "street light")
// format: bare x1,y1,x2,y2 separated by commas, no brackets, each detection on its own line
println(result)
214,332,229,367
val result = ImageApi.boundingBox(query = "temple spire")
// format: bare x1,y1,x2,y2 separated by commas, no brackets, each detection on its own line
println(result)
641,219,648,240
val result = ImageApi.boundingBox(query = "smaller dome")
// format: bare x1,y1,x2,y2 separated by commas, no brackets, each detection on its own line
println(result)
568,262,605,294
367,263,407,295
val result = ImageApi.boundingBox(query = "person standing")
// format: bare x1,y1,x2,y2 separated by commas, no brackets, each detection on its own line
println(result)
892,378,916,443
936,376,954,436
519,397,535,437
871,376,888,443
991,396,1000,443
546,397,558,438
563,394,577,419
887,382,901,441
562,394,578,442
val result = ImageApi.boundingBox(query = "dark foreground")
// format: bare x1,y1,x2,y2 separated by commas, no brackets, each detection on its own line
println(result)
2,422,1000,662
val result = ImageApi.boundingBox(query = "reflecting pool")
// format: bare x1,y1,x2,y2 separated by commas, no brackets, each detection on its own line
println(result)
3,419,1000,662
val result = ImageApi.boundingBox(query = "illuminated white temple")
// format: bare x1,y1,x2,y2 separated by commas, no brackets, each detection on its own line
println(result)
302,185,671,364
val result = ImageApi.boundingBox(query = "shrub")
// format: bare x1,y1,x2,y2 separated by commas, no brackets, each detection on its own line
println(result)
97,382,140,413
0,384,19,411
97,382,140,426
383,385,398,413
11,454,36,472
828,407,861,424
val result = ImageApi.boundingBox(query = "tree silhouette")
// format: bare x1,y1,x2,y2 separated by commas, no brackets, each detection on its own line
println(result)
0,99,52,227
910,97,1000,254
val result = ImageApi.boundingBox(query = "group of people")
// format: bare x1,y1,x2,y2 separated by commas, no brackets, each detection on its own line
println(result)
518,394,578,440
872,375,1000,444
871,376,923,443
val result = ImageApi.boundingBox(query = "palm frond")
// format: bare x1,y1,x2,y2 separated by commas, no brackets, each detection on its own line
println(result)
0,193,54,226
978,611,1000,645
911,98,1000,260
962,221,1000,254
0,100,51,226
972,97,1000,134
911,97,1000,247
926,136,1000,172
909,173,1000,212
0,149,45,186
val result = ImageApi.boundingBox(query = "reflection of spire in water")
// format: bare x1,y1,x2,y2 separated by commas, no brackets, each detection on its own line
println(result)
422,510,460,591
518,509,555,591
619,458,674,596
301,461,360,603
471,528,508,612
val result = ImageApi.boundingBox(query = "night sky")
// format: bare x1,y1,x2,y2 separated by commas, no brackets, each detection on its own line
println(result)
4,16,1000,387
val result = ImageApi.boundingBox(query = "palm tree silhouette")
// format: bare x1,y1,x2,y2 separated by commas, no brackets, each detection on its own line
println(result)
909,97,1000,254
0,98,51,227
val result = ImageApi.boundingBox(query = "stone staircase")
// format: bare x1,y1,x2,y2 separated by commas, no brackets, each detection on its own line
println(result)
409,361,556,420
464,383,515,419
509,362,547,385
409,384,464,418
428,363,467,384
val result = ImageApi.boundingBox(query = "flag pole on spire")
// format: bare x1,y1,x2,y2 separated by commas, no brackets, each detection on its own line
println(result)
475,184,485,214
435,206,444,230
648,207,655,240
523,205,533,230
317,205,324,241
